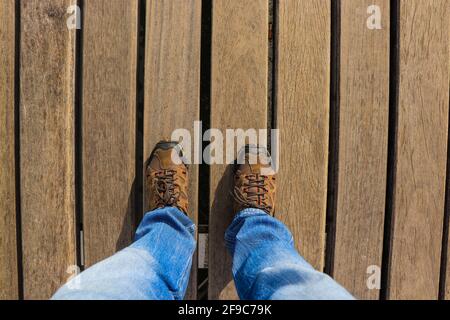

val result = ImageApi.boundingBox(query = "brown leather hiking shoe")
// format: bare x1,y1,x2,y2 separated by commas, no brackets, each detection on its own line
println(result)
232,145,276,216
146,141,189,214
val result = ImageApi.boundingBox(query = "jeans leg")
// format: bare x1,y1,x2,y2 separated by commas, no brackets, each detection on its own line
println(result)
52,207,196,300
225,209,355,300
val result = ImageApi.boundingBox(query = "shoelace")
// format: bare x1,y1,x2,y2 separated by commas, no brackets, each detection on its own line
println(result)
153,170,181,207
232,174,273,213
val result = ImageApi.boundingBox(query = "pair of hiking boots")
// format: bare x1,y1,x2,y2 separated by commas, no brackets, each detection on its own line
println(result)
146,142,276,216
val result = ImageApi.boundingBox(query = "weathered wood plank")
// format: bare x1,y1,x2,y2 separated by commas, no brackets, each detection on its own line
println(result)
333,0,390,300
209,0,268,300
389,0,449,300
144,0,201,299
20,0,76,299
0,0,18,300
446,5,450,301
82,0,138,268
275,0,330,270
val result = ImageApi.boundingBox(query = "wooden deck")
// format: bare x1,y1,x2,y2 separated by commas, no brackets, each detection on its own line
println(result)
0,0,449,300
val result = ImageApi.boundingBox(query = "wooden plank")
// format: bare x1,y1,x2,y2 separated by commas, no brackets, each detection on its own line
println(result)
20,0,76,299
389,0,449,300
0,0,18,300
446,5,450,301
144,0,201,299
82,0,138,268
209,0,268,300
332,0,390,300
275,0,330,270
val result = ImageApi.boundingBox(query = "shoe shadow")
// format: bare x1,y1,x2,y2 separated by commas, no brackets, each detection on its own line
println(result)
115,178,141,253
209,164,239,300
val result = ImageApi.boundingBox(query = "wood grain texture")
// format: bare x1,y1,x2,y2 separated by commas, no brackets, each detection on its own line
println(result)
389,0,449,300
0,0,18,300
82,0,138,268
446,6,450,301
144,0,201,299
20,0,76,299
209,0,268,300
275,0,330,270
333,0,390,300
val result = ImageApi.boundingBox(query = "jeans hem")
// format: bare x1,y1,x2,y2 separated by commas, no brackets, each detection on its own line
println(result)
224,208,269,249
144,207,196,237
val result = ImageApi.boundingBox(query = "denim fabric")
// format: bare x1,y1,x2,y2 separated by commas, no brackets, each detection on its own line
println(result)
226,208,354,300
52,207,354,300
53,207,196,300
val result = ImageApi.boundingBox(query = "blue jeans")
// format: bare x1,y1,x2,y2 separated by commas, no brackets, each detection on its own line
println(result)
52,207,354,300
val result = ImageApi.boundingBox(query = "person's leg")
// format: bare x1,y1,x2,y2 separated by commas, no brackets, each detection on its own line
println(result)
53,207,196,300
226,208,354,300
53,141,194,300
228,145,354,300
